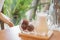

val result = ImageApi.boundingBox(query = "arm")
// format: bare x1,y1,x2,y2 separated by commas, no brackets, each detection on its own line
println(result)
0,12,14,27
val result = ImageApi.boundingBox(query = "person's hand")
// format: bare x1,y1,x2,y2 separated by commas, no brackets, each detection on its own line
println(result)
0,12,14,27
4,15,14,27
7,21,14,27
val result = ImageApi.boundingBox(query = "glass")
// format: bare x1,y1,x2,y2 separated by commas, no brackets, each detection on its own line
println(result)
34,12,49,34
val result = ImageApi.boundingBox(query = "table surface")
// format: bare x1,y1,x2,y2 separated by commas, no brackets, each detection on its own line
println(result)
0,26,60,40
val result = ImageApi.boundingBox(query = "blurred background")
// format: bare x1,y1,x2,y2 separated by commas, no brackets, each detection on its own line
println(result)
3,0,51,26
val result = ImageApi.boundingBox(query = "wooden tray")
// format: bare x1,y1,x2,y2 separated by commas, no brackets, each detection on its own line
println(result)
19,30,53,40
19,33,49,40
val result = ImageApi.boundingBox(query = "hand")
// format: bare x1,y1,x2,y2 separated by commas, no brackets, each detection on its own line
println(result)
0,12,14,27
7,21,14,27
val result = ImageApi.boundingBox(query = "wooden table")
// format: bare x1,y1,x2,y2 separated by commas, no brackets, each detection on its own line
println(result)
49,30,60,40
0,26,60,40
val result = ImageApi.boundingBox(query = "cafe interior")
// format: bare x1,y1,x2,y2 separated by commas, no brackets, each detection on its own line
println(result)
0,0,60,40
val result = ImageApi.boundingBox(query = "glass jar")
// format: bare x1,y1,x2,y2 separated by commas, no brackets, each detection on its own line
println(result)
35,12,49,34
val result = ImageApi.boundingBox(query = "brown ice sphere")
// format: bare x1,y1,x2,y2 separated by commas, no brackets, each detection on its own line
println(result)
27,24,34,31
21,24,27,30
22,19,29,25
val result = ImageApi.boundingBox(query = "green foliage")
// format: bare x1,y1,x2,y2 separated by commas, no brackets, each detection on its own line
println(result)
3,0,32,25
